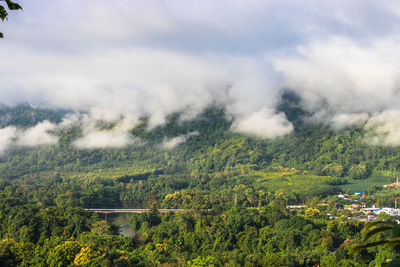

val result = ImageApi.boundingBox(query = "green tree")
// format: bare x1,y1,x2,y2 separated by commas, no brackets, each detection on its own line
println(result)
90,220,113,235
321,163,344,176
352,221,400,266
46,240,82,267
348,164,369,180
187,255,217,267
0,0,22,38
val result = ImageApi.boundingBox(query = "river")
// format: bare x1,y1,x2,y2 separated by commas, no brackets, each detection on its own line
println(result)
103,213,135,237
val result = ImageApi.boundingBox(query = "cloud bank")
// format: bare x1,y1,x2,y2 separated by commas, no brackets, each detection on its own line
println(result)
0,120,58,154
232,108,293,139
0,127,17,154
2,0,400,146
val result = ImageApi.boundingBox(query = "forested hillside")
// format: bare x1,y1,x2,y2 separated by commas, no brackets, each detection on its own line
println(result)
0,93,400,265
1,93,398,185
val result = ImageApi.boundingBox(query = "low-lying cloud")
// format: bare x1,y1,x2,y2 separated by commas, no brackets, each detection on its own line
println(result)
0,121,58,154
0,127,17,154
161,132,198,150
16,120,58,147
275,37,400,115
364,111,400,146
2,1,400,146
73,130,135,149
330,113,370,130
60,112,140,149
232,107,293,139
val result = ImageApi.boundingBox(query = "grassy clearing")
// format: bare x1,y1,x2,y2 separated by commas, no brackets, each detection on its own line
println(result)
244,168,341,197
249,168,396,195
339,170,394,193
50,161,164,184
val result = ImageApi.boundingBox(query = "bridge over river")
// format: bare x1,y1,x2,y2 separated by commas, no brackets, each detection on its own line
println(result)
87,206,307,214
85,208,185,214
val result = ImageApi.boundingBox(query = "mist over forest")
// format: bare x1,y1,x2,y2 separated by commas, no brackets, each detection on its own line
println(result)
3,1,400,266
3,1,400,146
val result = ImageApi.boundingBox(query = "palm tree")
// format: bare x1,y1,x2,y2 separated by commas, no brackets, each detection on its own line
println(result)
352,220,400,266
0,0,22,38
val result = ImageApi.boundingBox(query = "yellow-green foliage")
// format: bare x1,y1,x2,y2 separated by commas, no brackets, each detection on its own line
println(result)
248,167,339,196
74,246,103,265
64,164,158,182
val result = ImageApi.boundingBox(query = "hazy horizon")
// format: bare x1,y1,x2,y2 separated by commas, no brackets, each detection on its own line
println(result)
2,0,400,147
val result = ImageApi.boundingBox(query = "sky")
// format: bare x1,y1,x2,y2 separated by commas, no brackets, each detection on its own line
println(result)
2,0,400,148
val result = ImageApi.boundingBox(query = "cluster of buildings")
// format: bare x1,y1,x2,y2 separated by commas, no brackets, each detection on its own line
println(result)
383,181,400,188
363,207,400,216
338,191,368,211
338,191,365,200
336,191,400,221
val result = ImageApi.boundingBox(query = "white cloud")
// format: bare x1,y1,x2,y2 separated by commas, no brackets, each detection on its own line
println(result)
275,37,400,115
232,107,293,139
72,130,135,149
0,127,17,154
16,120,58,147
331,113,369,130
364,111,400,146
0,121,58,152
71,114,140,149
2,0,400,144
161,132,198,150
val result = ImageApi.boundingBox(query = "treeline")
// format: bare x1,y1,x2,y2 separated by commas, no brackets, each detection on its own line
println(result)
1,96,400,265
130,204,370,266
0,191,397,266
0,104,64,127
2,97,400,181
0,196,136,266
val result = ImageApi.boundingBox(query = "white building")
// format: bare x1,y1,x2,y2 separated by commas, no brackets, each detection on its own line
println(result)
378,208,400,216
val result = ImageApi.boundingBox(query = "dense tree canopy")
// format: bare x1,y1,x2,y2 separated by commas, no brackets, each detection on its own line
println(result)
0,94,399,265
